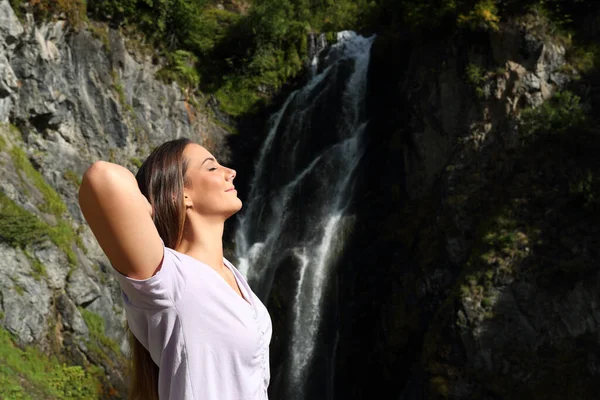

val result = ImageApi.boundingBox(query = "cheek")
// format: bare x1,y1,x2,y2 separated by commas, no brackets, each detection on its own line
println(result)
191,176,222,202
200,176,223,193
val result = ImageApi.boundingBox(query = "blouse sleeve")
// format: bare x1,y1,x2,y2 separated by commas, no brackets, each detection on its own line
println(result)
112,244,186,309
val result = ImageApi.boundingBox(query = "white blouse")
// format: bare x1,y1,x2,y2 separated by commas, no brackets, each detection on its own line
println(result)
113,245,272,399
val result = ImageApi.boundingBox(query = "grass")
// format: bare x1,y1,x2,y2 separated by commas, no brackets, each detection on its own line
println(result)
79,308,125,369
0,328,101,400
0,192,77,266
0,193,48,248
7,144,80,265
10,147,66,217
28,255,47,281
111,70,133,113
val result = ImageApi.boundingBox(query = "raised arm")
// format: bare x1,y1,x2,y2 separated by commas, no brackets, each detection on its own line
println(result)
78,161,163,280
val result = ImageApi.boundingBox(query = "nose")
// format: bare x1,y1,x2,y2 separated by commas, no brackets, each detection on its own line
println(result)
226,167,236,181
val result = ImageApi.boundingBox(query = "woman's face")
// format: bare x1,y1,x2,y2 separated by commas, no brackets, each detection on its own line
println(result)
182,143,242,219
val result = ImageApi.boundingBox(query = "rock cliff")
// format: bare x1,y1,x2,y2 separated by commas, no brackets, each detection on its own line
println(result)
0,0,230,395
333,11,600,400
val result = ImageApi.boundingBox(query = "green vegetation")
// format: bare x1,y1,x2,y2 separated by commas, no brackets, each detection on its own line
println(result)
519,90,587,138
12,281,25,296
79,308,125,370
111,70,134,113
88,23,111,52
129,157,143,168
565,42,600,74
11,147,66,216
0,328,101,399
465,63,486,98
29,256,48,281
0,193,78,266
0,123,22,152
63,170,82,188
155,50,201,97
86,0,375,116
9,0,86,28
458,0,500,31
7,0,595,118
0,193,48,249
569,168,598,208
458,207,537,315
7,146,80,265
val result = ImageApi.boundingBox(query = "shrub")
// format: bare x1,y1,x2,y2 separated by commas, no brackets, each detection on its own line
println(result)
156,50,201,94
519,90,587,137
458,0,501,31
27,0,87,28
0,328,101,399
0,193,47,248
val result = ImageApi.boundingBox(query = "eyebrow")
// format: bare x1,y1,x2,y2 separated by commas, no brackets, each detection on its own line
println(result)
201,157,216,165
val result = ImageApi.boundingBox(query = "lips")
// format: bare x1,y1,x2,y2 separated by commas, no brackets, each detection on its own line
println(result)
225,187,236,192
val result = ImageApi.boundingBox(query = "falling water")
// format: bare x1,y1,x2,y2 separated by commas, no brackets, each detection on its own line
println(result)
235,31,375,399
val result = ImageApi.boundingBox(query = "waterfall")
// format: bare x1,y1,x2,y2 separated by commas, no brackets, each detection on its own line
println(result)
234,31,375,399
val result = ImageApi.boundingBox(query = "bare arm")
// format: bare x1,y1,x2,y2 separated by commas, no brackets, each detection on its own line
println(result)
78,161,163,280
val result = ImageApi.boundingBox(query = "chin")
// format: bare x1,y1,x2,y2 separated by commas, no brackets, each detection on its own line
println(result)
225,199,243,219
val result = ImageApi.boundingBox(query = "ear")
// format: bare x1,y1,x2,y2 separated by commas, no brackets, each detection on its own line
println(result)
182,188,193,209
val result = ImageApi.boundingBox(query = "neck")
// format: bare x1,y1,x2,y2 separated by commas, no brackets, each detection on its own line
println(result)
175,213,226,272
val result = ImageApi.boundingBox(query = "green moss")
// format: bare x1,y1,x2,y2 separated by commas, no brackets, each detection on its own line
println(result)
88,23,111,52
8,124,20,136
114,82,128,110
10,147,66,217
63,170,82,188
28,256,47,281
5,142,83,265
79,308,125,368
0,328,101,399
520,90,587,138
0,193,77,266
129,157,143,169
12,283,25,297
74,226,87,255
0,193,47,248
211,117,239,135
50,221,78,265
108,148,116,163
156,50,200,92
80,308,105,337
111,70,134,114
0,135,6,152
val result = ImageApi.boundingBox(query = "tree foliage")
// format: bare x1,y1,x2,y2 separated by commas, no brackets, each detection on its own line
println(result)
79,0,600,116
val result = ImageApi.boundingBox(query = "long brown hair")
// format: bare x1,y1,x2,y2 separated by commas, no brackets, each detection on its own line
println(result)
127,137,192,400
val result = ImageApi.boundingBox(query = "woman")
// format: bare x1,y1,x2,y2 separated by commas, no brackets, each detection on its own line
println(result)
78,138,272,400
